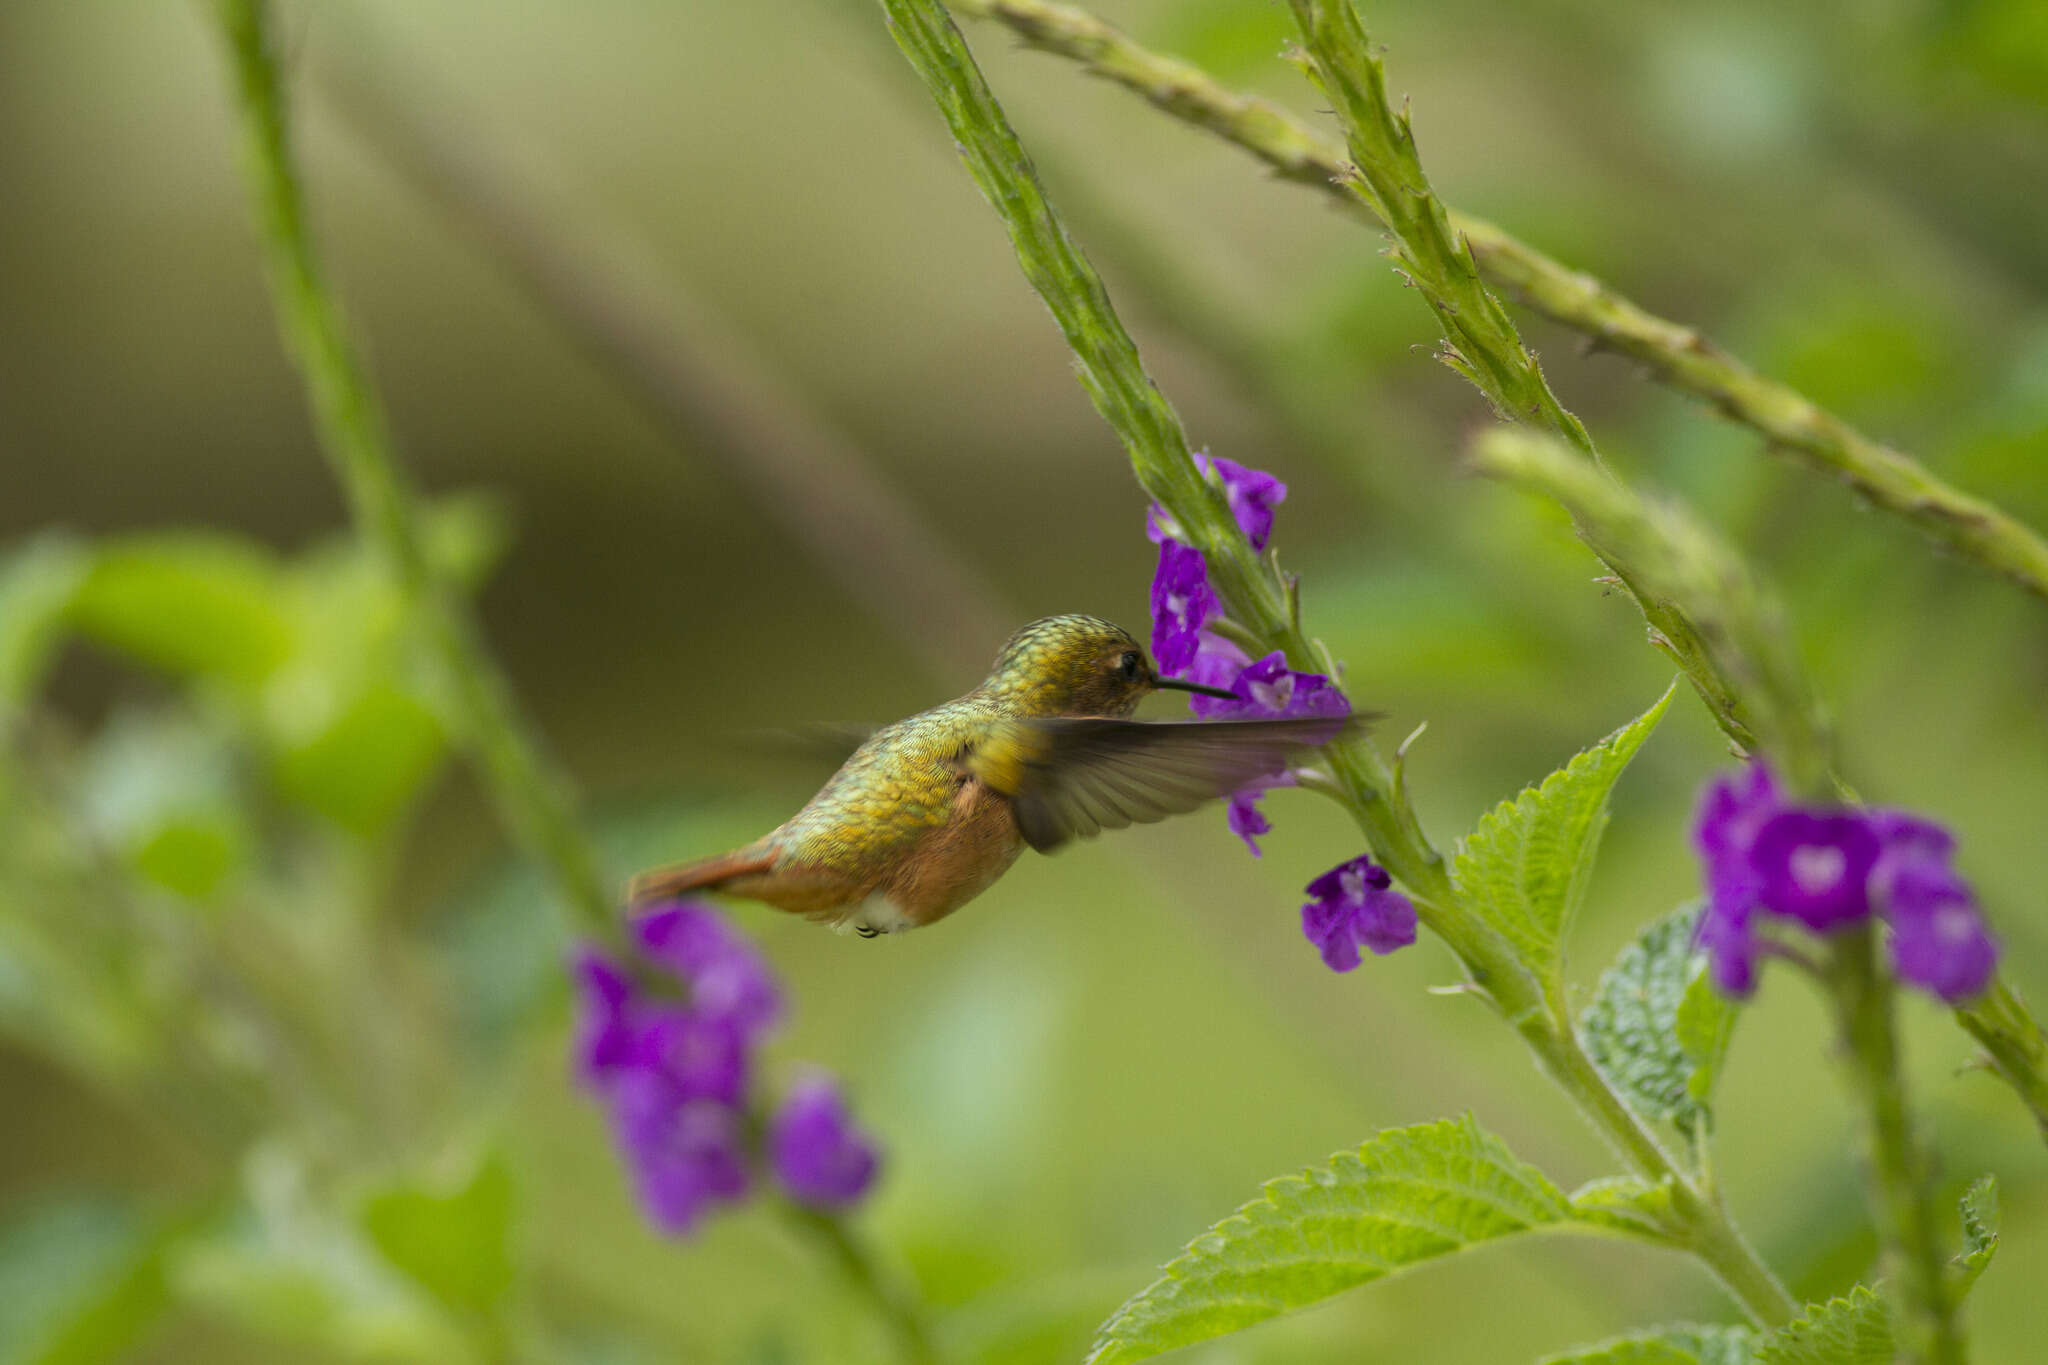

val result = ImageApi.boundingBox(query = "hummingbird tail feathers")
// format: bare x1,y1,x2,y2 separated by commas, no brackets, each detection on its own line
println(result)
626,845,779,908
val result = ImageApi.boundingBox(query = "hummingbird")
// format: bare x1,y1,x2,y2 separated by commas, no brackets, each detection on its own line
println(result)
626,615,1360,937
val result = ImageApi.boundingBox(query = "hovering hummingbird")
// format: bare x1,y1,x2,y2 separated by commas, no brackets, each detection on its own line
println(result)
626,615,1360,937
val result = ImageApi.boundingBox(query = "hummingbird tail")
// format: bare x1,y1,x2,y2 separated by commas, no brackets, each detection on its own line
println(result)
626,845,779,908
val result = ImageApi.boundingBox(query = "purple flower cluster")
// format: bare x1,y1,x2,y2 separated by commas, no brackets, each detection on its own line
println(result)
1145,454,1350,855
575,901,881,1233
1692,764,1997,1003
1301,855,1417,971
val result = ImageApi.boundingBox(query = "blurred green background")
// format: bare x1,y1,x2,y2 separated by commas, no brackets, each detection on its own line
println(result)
3,1,2046,1361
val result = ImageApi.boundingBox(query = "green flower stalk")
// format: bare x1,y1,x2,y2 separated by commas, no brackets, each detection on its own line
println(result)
208,7,939,1358
877,0,1799,1329
947,0,2048,609
208,0,611,939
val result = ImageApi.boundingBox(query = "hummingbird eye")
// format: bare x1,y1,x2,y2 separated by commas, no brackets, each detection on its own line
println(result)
1117,650,1142,681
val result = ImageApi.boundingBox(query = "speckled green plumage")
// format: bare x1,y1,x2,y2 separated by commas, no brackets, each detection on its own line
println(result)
626,615,1355,934
773,695,1009,876
768,616,1147,878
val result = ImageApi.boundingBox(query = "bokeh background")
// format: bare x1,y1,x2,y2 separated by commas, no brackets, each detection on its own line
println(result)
4,1,2047,1361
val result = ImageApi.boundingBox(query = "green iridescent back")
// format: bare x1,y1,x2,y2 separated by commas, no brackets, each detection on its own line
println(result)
770,615,1152,878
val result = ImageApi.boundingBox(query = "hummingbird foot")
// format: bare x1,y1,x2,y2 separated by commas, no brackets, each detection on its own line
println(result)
854,924,881,940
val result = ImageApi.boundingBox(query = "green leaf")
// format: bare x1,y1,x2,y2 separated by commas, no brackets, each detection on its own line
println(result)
78,708,251,901
1675,961,1739,1110
272,682,445,837
1751,1286,1890,1365
1452,681,1676,989
360,1150,516,1318
0,1195,193,1365
0,533,90,712
1581,904,1737,1135
1539,1323,1754,1365
1752,1181,1999,1365
1954,1175,1998,1294
69,534,296,685
172,1153,476,1364
1569,1175,1679,1239
1086,1115,1612,1364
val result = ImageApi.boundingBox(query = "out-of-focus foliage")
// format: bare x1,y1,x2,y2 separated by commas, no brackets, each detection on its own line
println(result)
3,0,2046,1361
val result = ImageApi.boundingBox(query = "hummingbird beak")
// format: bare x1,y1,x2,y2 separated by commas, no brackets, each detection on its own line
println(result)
1151,674,1241,701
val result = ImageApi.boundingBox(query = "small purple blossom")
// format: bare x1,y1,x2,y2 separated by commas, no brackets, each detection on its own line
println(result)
1225,773,1295,856
1749,811,1879,931
1301,855,1416,971
633,902,782,1039
1889,895,1999,1004
1202,454,1287,551
769,1074,882,1208
1149,540,1218,675
1144,454,1288,551
1688,763,1997,1003
1194,650,1351,723
573,901,881,1236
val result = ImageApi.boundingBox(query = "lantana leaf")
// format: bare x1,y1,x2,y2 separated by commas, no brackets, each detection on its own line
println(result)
1751,1286,1890,1365
1581,904,1737,1136
1086,1115,1631,1364
1750,1182,1999,1365
1954,1174,1997,1295
1569,1175,1680,1239
1452,681,1676,991
1538,1323,1754,1365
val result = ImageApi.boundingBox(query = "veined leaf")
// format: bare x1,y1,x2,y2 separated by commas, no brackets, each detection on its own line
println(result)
1954,1174,1997,1294
1569,1175,1679,1239
1751,1286,1889,1365
1539,1323,1754,1365
1581,904,1736,1135
1752,1180,1999,1365
1086,1115,1620,1364
1452,681,1676,988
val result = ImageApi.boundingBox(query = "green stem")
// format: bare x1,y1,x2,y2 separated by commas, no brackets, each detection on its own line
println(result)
207,0,612,939
1954,978,2048,1142
878,0,1794,1330
955,0,2048,1140
784,1204,941,1365
945,0,2048,609
1829,926,1966,1365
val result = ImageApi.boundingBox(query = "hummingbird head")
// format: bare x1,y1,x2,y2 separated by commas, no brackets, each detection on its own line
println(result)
981,615,1238,717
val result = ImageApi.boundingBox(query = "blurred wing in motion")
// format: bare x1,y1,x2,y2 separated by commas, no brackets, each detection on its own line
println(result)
970,714,1365,853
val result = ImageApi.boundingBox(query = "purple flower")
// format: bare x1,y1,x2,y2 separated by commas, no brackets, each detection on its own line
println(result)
1144,454,1288,551
1149,540,1217,674
1301,855,1415,971
1194,650,1351,723
634,902,783,1039
1688,765,1998,1003
1889,895,1999,1004
573,950,639,1080
1225,773,1295,856
571,900,883,1234
769,1075,880,1208
610,1075,752,1235
1203,454,1287,551
1750,811,1880,931
638,1007,749,1106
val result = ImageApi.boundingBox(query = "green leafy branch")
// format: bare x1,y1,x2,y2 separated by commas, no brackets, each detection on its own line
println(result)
946,0,2048,609
206,4,939,1359
209,0,610,940
877,0,1798,1339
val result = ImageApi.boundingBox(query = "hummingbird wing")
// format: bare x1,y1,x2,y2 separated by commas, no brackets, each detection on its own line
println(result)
972,714,1362,853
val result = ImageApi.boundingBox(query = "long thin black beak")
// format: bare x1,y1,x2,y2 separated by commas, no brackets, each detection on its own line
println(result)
1152,674,1241,701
